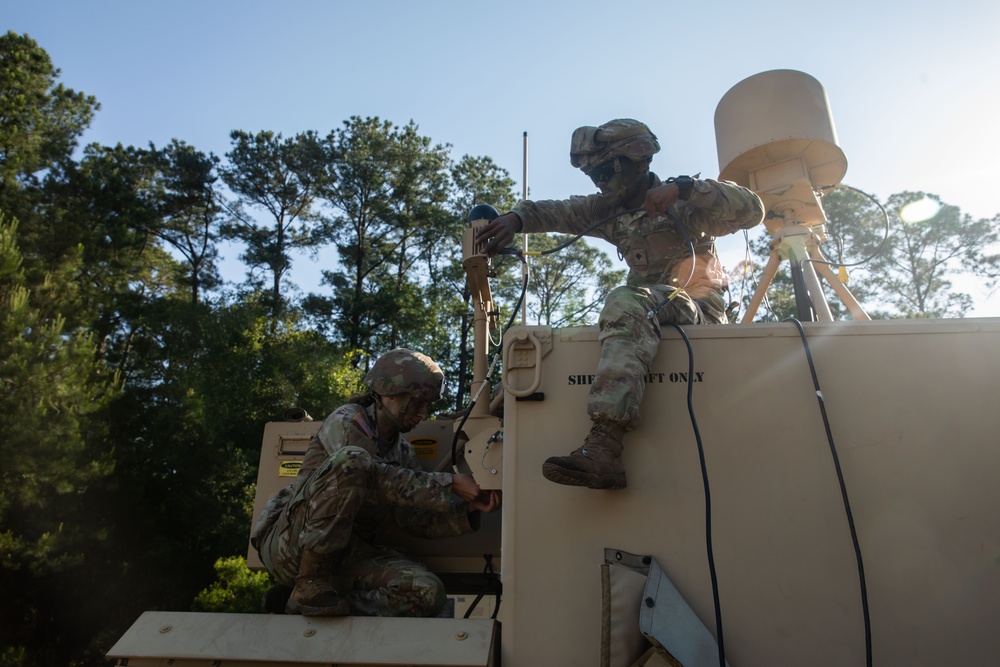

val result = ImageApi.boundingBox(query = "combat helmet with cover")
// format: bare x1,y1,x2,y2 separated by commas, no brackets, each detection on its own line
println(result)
365,348,444,402
569,119,660,174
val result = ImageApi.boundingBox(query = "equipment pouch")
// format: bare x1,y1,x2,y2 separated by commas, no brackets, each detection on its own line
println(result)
601,547,728,667
601,548,651,667
637,557,729,667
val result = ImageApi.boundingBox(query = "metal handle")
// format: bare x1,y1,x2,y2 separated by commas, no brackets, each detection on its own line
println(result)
502,331,543,397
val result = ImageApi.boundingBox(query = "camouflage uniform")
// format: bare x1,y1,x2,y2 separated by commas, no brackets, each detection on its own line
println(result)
252,402,477,617
513,174,763,428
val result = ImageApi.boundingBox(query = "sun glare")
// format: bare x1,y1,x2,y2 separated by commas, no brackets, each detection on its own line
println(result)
899,198,941,223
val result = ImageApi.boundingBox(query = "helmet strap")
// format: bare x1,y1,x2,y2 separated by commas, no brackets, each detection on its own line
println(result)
612,157,629,202
375,393,409,436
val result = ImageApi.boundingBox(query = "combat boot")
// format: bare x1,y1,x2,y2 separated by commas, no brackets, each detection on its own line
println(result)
542,420,627,489
286,550,350,616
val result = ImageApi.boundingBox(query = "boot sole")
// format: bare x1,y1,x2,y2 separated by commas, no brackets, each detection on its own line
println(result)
542,462,626,490
286,598,351,616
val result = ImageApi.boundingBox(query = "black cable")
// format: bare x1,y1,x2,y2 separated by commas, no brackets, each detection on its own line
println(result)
665,323,726,667
802,184,890,274
737,184,888,322
463,553,501,620
784,317,872,667
646,221,698,317
450,401,476,469
495,205,698,317
496,206,646,257
502,254,530,333
450,258,529,468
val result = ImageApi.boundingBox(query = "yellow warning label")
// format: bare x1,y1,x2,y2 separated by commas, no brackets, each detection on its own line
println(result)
409,438,439,460
279,460,302,477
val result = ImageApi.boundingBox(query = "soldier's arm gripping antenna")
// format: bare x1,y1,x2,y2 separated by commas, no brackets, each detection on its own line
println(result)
502,207,648,258
490,205,698,320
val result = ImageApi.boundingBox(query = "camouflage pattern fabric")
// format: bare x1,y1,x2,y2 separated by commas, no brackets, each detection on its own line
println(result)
252,402,476,617
513,175,763,428
570,119,660,173
364,348,444,400
589,285,724,427
335,540,447,617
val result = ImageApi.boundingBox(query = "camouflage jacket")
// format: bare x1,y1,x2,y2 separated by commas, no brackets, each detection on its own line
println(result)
512,174,763,299
255,403,476,548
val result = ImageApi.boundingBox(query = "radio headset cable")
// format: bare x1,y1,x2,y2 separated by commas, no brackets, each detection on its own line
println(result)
785,316,872,667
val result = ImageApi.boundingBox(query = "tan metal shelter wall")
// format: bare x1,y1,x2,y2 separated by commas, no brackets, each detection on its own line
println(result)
499,318,1000,666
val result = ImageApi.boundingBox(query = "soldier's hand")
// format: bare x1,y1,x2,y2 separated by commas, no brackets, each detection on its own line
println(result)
473,213,523,256
451,473,482,502
644,182,680,216
469,489,502,514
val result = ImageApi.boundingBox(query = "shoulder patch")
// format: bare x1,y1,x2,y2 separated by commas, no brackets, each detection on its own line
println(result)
352,412,374,439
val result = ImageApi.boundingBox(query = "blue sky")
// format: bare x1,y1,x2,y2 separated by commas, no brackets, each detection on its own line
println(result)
8,0,1000,315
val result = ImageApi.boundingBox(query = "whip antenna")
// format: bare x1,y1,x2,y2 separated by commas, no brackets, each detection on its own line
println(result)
521,131,528,324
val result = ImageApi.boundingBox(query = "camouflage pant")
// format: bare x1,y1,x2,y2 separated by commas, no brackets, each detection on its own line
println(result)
588,284,725,428
258,446,447,617
335,540,447,617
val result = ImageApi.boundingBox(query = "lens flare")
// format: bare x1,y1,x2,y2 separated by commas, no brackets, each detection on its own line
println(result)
899,198,941,223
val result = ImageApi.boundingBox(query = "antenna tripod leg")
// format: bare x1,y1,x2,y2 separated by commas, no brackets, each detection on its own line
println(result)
740,248,781,323
809,248,871,321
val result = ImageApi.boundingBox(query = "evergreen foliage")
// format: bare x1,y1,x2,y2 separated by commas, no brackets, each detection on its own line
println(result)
191,556,272,614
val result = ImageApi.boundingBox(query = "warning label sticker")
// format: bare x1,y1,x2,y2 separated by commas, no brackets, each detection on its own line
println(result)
278,460,302,477
409,438,439,460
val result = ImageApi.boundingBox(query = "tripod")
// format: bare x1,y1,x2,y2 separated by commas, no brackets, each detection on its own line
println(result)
741,223,870,323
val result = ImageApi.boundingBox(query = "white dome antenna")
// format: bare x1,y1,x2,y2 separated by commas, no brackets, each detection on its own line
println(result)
715,70,868,322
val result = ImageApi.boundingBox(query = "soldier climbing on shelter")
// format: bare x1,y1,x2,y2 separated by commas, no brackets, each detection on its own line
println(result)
476,119,764,490
251,348,501,616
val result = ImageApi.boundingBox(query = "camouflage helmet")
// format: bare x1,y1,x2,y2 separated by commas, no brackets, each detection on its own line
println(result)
364,348,444,402
570,119,660,174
